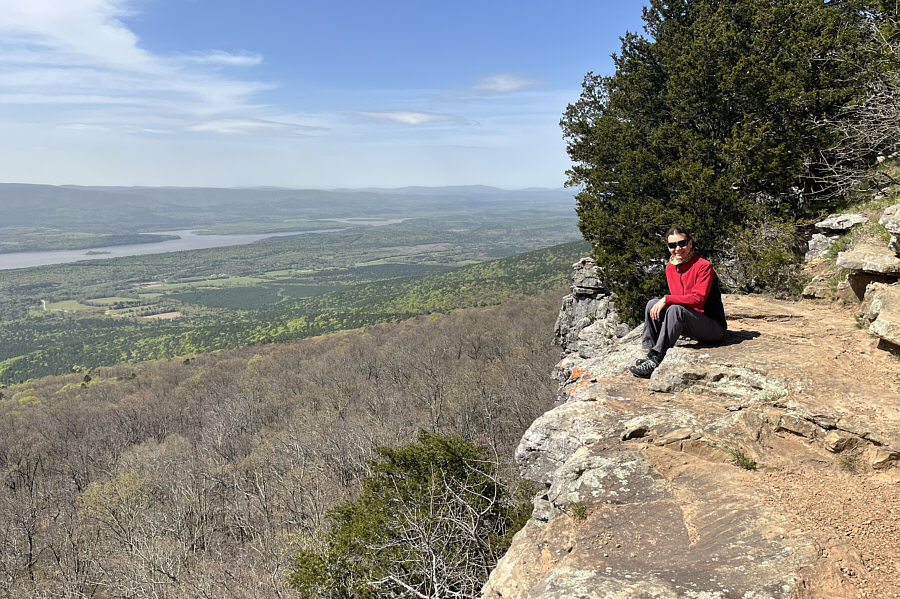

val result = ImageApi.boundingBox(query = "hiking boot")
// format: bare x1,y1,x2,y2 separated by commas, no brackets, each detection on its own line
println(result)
629,355,660,379
634,351,659,367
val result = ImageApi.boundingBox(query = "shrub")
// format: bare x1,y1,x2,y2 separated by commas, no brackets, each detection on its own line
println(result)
722,216,805,296
728,447,758,470
288,432,528,599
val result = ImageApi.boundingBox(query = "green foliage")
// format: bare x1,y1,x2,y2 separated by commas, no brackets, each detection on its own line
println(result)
728,447,758,470
840,454,859,474
0,236,587,384
561,0,887,322
568,501,587,521
288,432,526,599
825,231,856,260
725,216,804,295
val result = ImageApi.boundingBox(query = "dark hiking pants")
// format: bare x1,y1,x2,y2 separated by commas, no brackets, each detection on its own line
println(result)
642,298,725,358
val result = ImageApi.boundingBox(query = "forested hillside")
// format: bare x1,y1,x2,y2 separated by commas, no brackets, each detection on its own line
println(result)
0,292,563,598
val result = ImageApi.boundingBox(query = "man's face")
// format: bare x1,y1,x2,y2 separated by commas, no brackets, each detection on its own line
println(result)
667,234,692,262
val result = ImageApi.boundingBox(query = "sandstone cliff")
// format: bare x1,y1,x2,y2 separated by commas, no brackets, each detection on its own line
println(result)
483,260,900,599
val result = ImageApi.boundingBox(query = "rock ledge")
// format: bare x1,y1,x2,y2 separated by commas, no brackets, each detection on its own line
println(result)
483,294,900,599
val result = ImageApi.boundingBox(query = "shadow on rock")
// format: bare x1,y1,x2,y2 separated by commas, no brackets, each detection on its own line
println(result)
682,329,760,349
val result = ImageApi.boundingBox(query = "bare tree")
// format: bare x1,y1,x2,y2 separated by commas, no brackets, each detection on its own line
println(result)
367,459,510,599
808,20,900,201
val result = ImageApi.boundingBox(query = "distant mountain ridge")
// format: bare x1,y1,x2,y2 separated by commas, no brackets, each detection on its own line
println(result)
0,183,575,234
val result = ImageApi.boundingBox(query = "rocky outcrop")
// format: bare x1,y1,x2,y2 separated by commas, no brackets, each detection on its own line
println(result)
806,213,868,261
553,257,630,357
483,293,900,599
879,204,900,256
816,213,868,232
859,281,900,349
827,205,900,349
836,242,900,275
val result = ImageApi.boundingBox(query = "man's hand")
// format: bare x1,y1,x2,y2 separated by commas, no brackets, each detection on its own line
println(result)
650,297,666,319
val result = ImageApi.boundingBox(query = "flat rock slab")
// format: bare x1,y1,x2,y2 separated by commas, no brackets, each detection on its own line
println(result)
836,242,900,274
815,213,867,231
485,447,814,599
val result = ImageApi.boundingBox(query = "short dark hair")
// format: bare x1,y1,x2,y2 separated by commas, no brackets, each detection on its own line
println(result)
666,226,692,241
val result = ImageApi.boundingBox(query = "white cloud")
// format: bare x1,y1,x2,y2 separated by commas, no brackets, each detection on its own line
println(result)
0,0,274,132
188,118,323,136
0,92,143,105
356,111,465,126
1,0,153,70
179,51,263,67
61,123,110,131
472,74,541,95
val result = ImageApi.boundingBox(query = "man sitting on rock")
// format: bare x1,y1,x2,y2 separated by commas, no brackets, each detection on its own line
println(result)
630,227,728,378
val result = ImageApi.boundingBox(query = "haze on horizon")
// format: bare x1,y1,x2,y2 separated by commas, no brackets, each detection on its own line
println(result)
0,0,646,190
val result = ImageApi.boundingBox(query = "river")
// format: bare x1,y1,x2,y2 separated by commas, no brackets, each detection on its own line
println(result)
0,218,404,271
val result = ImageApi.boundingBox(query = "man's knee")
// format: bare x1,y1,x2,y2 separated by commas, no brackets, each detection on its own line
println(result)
645,298,660,314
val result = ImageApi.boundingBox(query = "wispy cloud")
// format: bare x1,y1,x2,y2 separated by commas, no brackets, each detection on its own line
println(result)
179,51,264,67
472,74,541,95
188,118,324,136
356,111,466,126
431,73,544,103
0,0,273,132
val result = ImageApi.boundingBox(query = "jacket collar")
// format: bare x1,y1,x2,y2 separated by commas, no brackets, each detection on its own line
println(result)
673,252,698,272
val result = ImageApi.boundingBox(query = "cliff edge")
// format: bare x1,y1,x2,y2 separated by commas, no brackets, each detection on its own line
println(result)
483,259,900,599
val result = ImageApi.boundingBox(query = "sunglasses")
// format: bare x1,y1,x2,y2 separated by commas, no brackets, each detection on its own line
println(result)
667,239,690,249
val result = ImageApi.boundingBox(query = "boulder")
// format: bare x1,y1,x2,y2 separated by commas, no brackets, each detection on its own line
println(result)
879,204,900,255
871,448,900,470
859,282,900,346
823,430,859,453
805,232,838,261
801,275,832,299
815,213,868,231
835,280,858,304
836,242,900,275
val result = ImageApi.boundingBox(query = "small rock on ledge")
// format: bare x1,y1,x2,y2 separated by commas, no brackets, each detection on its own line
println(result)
815,213,868,231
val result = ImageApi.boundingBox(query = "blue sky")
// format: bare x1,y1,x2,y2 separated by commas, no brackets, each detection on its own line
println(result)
0,1,647,188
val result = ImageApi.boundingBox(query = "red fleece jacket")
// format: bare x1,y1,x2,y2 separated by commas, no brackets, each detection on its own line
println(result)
664,254,715,312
